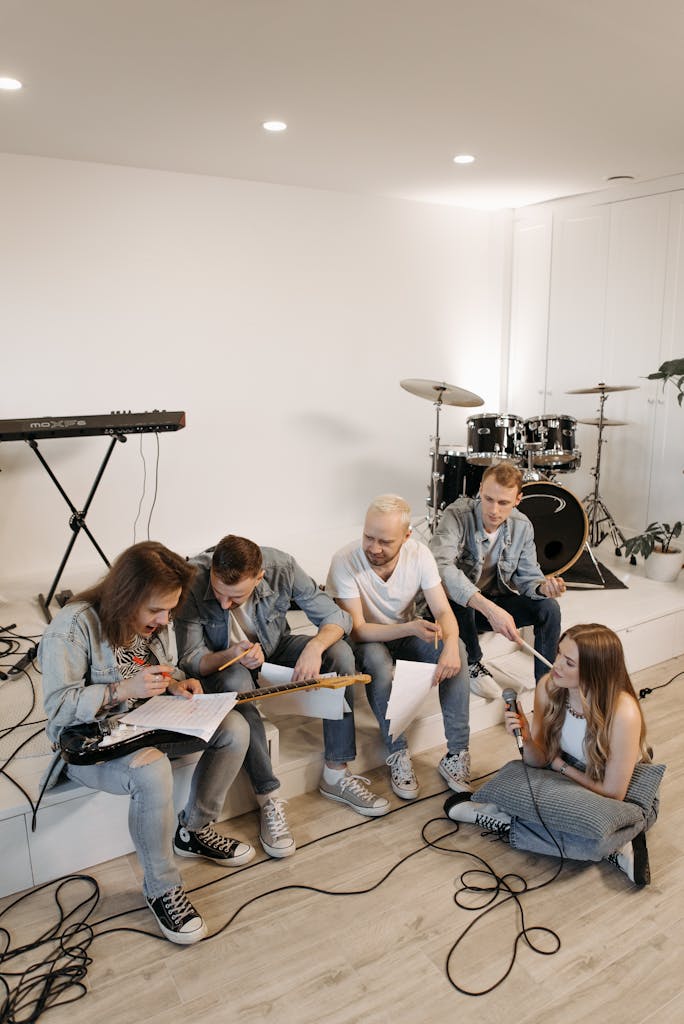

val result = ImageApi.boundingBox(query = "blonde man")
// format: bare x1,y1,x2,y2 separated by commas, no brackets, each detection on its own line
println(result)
326,495,471,800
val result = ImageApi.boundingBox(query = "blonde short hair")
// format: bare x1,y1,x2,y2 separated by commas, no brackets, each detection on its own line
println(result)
366,494,412,529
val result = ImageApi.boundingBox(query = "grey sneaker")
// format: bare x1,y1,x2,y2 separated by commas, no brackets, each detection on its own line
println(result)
438,749,473,793
386,749,419,800
468,661,501,700
259,797,296,859
319,769,390,817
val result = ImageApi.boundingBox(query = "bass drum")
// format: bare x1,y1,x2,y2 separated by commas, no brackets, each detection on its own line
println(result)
519,482,588,576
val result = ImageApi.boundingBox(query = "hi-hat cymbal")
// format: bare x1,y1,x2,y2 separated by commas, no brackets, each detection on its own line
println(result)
578,417,629,427
400,378,484,407
565,383,639,394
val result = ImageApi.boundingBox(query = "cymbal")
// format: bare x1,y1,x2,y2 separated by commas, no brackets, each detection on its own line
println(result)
578,418,629,427
400,378,484,407
565,383,639,394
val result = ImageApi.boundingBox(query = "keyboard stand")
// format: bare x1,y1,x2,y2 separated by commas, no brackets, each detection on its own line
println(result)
27,434,127,622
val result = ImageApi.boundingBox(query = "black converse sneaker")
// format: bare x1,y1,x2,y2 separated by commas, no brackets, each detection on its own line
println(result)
607,831,651,887
146,886,207,944
173,816,255,866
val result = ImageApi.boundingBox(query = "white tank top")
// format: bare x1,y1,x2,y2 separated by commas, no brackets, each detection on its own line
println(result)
559,708,587,764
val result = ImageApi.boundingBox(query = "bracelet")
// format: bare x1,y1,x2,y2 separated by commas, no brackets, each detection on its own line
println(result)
559,761,568,775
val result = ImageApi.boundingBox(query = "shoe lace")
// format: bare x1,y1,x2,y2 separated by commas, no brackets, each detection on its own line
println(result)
472,661,490,677
475,813,510,838
262,798,290,840
443,749,470,776
340,772,374,798
194,822,234,853
162,886,196,924
386,749,416,783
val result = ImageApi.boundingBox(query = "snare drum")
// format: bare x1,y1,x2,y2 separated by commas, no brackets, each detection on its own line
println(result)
427,447,485,511
519,481,588,576
524,414,580,471
466,413,523,465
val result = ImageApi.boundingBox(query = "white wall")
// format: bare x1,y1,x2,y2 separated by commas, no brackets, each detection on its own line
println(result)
1,153,511,586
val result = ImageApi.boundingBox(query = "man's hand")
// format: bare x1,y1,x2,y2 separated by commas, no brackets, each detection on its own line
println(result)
291,640,324,683
433,638,461,686
167,677,203,699
237,641,264,670
538,576,566,598
485,604,522,643
410,619,442,644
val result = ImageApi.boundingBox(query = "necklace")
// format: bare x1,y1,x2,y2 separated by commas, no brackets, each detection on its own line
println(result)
565,696,585,720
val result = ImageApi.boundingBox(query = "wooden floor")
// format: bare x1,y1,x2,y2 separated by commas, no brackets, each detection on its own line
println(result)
2,656,683,1024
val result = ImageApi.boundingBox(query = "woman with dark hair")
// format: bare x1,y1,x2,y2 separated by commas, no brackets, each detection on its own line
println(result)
446,623,661,887
40,542,253,944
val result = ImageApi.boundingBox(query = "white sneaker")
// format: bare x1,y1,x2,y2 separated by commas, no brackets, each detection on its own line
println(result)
386,749,420,800
468,661,501,700
438,749,472,793
444,797,511,837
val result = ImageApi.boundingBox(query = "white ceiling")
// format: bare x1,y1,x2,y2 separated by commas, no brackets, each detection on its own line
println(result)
2,0,684,210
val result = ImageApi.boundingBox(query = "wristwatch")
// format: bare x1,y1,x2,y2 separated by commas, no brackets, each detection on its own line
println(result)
559,761,568,775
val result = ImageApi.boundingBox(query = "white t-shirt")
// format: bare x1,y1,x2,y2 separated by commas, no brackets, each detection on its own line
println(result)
326,537,441,625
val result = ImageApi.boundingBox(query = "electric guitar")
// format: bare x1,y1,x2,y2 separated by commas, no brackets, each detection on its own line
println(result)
58,673,370,765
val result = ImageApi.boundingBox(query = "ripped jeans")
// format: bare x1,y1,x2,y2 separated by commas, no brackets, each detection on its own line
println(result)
65,710,249,899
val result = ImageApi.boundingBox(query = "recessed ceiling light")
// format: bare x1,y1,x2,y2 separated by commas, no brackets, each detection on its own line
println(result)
453,154,475,164
262,120,287,132
0,77,22,91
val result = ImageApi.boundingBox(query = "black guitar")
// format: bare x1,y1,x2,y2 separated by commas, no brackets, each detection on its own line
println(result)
59,673,370,765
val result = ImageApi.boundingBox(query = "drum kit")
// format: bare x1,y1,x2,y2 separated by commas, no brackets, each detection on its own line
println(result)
401,378,638,582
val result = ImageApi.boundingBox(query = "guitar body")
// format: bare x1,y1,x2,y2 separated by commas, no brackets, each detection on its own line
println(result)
59,673,370,766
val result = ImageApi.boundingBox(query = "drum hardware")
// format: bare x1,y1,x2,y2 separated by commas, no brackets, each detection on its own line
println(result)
566,382,634,555
400,379,484,534
465,412,523,466
521,442,549,483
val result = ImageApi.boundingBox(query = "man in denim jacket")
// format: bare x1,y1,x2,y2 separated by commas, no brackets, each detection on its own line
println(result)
174,536,389,859
39,541,253,946
429,462,566,698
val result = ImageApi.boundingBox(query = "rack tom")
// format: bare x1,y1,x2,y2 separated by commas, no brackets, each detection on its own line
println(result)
524,414,580,471
466,413,523,466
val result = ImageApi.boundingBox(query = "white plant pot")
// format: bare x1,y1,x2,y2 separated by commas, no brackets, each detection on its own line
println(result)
644,547,683,583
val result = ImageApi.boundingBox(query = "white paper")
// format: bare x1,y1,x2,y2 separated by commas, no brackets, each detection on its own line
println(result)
386,659,435,741
256,663,350,719
121,692,238,742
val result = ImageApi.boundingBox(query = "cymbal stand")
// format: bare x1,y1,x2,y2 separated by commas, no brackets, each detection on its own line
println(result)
582,390,628,554
427,387,447,534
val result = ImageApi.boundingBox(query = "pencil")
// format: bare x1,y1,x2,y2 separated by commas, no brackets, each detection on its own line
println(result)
218,643,257,672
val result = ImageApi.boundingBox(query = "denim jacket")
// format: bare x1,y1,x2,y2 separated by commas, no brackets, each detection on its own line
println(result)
428,497,545,606
38,600,184,745
174,547,352,678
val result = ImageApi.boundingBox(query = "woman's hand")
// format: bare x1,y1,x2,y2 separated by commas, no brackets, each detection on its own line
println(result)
167,677,203,699
123,665,174,701
504,700,531,744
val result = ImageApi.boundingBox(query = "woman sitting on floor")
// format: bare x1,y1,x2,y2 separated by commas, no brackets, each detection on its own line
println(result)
446,623,661,887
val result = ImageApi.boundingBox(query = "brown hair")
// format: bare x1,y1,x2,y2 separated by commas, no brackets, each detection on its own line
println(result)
540,623,650,779
74,541,196,647
211,535,263,584
481,461,523,493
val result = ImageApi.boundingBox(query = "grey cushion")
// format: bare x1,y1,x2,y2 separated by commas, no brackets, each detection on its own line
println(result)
476,760,665,842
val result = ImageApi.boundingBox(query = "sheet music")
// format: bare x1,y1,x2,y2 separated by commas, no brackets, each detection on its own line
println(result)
121,693,238,742
257,663,349,719
386,660,435,741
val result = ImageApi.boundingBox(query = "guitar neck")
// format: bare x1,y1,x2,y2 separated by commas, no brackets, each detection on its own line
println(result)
235,673,370,704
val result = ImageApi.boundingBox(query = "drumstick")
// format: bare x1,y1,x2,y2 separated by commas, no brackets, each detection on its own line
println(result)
218,643,258,672
518,638,554,671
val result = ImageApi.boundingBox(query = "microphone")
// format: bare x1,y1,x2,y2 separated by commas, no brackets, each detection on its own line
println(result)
502,687,524,756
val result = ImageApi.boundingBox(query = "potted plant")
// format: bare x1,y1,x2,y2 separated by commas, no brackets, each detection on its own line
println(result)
619,359,684,582
620,522,683,582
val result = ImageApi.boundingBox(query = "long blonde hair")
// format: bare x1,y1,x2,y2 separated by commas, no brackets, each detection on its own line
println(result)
540,623,650,779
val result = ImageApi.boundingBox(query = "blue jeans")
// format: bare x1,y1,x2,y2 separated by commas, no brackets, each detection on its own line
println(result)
66,710,250,899
352,636,470,756
450,593,561,682
204,635,358,789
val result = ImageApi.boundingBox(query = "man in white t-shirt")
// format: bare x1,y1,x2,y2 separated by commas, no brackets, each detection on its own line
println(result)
325,494,472,800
